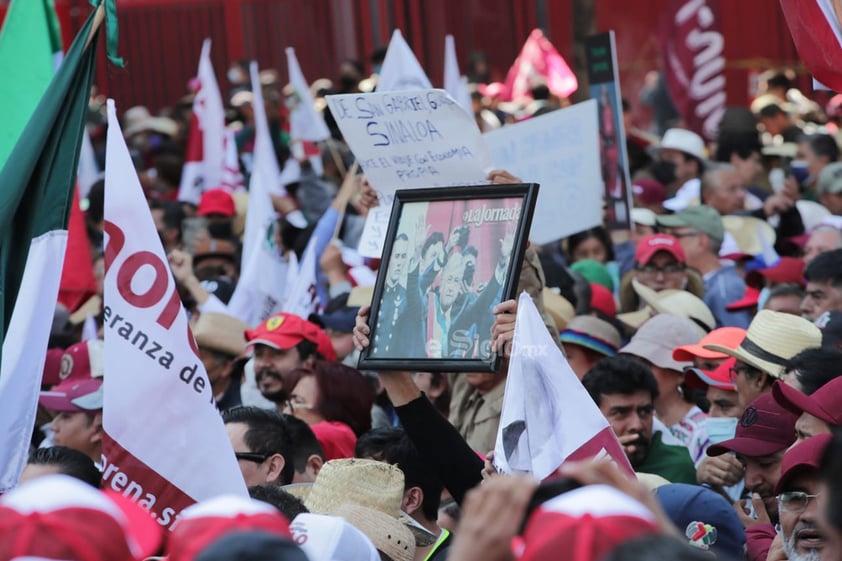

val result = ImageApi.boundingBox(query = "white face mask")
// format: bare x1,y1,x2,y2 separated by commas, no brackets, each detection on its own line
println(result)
705,416,739,444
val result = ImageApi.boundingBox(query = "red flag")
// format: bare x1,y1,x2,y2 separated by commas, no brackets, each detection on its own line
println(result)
57,186,96,312
779,0,842,92
503,29,578,102
659,0,726,140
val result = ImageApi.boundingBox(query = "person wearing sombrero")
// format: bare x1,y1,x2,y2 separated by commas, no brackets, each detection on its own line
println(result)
703,309,822,409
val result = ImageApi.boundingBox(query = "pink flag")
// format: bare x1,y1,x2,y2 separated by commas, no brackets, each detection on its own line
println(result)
178,39,226,205
503,29,578,102
102,99,247,530
494,292,632,480
659,0,726,140
780,0,842,93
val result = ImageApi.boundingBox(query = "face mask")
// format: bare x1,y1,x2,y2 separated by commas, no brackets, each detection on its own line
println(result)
705,416,738,444
757,286,771,311
207,220,233,240
790,159,810,186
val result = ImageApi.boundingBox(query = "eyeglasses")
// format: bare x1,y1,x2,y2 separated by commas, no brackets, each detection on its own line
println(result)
670,231,702,239
234,452,270,463
636,263,686,277
777,491,821,513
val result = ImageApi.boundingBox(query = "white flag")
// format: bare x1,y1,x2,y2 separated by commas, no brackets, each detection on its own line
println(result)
282,236,319,318
219,128,245,192
102,99,247,529
178,39,226,205
226,62,289,327
376,29,432,92
494,292,633,480
77,126,100,200
284,47,329,180
443,35,472,115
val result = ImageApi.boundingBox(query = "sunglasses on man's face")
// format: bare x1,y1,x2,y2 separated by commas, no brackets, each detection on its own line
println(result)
234,452,270,464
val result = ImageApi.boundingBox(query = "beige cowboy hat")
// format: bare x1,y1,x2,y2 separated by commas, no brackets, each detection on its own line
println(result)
289,458,436,547
192,312,251,357
333,502,415,561
617,279,715,335
703,309,822,378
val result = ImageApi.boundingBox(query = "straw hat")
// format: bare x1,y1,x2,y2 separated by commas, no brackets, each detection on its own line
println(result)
542,287,575,331
703,309,822,378
332,503,415,561
721,215,776,257
192,312,251,357
302,458,436,546
617,280,715,334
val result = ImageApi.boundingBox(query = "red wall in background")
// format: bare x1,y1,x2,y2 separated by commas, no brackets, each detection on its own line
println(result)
0,0,809,124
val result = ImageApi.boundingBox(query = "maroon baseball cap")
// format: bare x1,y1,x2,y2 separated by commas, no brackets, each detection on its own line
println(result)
632,178,667,205
634,234,686,266
245,313,337,362
772,377,842,426
41,348,66,388
39,341,104,412
775,433,832,494
707,393,798,458
745,257,805,289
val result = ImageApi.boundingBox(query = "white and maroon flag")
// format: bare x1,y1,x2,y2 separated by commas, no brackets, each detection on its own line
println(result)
219,128,245,193
282,235,319,318
494,292,633,480
178,39,226,205
780,0,842,92
376,29,432,92
102,99,247,529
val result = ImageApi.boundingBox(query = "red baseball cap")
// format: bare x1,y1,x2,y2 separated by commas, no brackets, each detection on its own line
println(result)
589,283,617,318
311,421,357,461
745,257,805,289
39,340,104,412
0,474,162,561
684,356,737,391
725,286,760,312
246,313,337,362
673,327,746,362
634,234,685,266
631,178,667,205
167,495,292,561
198,188,236,217
775,434,832,494
707,393,798,458
41,347,65,388
772,377,842,426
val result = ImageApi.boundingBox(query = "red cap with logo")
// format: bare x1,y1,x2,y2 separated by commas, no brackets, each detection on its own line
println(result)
246,313,337,362
707,393,798,458
39,340,104,412
772,377,842,426
634,234,686,266
775,434,832,494
197,188,236,217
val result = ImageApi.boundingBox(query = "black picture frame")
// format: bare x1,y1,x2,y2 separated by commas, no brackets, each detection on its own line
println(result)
359,183,539,373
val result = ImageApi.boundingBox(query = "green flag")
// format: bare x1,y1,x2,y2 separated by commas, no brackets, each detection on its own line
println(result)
0,2,101,492
0,0,64,168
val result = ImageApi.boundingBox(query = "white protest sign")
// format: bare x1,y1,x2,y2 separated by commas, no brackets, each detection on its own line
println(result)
484,100,602,245
326,89,493,257
102,99,247,530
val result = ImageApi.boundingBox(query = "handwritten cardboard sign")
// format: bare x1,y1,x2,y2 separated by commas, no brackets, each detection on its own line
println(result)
483,100,603,245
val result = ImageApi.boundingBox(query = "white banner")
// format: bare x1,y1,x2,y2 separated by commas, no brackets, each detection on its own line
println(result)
484,100,603,244
102,99,247,530
376,29,432,92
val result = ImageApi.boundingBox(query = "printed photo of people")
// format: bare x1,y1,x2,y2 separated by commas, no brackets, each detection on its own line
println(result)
369,196,523,361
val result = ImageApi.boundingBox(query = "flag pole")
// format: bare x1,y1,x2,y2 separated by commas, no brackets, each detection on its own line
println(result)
84,3,106,50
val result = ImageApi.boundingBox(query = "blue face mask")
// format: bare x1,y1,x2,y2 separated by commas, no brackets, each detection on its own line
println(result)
705,416,738,444
757,286,771,311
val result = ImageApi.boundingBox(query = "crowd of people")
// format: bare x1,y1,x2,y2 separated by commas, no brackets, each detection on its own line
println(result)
5,44,842,561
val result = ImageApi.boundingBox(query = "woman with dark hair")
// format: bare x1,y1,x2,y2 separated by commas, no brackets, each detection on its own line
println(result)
565,226,615,264
283,360,374,437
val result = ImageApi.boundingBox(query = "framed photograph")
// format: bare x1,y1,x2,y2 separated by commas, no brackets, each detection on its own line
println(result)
359,183,539,373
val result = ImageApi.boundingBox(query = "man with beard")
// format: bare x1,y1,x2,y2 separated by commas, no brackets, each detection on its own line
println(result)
706,393,799,561
775,434,832,561
245,313,336,406
582,355,696,483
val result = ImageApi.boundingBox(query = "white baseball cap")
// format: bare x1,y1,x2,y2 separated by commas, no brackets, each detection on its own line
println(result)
290,513,380,561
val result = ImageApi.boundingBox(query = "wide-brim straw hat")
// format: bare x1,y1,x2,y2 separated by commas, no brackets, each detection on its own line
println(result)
192,312,251,357
332,502,415,561
703,309,822,378
619,280,715,334
721,215,776,257
297,458,436,546
542,287,575,331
